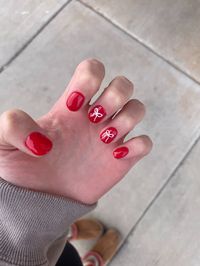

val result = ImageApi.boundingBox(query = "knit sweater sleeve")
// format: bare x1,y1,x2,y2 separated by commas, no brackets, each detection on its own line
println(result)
0,177,96,266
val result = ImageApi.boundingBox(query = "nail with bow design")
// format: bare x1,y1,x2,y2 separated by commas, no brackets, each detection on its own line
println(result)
88,105,106,123
100,127,118,144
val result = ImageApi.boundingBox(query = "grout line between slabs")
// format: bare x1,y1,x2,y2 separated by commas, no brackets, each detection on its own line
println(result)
0,0,73,74
105,126,200,261
1,0,200,256
77,0,200,254
78,0,200,87
116,130,200,253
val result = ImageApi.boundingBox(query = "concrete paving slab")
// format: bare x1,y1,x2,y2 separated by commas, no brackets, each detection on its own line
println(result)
82,0,200,83
110,137,200,266
0,0,69,68
0,1,200,262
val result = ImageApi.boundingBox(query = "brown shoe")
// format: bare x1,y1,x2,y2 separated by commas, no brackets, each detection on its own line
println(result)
82,229,121,266
67,218,104,241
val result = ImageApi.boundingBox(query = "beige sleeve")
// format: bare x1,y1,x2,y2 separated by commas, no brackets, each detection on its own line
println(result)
0,177,96,266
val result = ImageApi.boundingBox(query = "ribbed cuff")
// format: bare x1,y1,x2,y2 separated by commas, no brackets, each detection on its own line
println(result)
0,177,96,266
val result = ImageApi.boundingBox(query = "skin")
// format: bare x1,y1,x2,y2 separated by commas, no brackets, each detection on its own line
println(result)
0,59,152,205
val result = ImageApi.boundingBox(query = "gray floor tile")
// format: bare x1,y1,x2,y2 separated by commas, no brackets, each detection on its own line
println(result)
0,1,200,261
110,137,200,266
0,0,69,68
82,0,200,83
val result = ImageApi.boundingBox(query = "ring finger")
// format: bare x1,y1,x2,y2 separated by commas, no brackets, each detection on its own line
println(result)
99,99,145,144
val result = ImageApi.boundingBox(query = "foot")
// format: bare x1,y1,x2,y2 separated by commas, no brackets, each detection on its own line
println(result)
0,59,152,204
67,218,104,240
82,229,121,266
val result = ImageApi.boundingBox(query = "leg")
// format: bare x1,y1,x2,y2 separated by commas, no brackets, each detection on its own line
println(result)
56,242,83,266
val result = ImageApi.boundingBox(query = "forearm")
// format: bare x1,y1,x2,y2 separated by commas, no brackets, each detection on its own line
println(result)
0,177,96,266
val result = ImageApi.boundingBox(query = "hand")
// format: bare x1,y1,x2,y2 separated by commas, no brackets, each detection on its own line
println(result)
0,59,152,204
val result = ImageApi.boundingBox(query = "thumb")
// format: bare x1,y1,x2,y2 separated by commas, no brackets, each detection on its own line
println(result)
0,109,53,157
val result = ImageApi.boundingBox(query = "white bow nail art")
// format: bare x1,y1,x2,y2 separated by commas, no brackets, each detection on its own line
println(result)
90,107,103,122
101,129,115,142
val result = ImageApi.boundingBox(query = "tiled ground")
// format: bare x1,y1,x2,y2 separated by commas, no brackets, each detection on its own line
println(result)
82,0,200,83
1,1,200,265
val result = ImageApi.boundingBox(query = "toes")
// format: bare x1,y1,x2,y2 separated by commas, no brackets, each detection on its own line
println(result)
113,135,153,159
88,76,134,123
99,99,145,144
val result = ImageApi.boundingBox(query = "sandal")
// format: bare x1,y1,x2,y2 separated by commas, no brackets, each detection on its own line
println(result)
67,218,104,241
82,229,121,266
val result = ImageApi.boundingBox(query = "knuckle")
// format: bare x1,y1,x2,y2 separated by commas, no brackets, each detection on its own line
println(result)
78,58,105,77
134,100,146,116
127,99,146,120
0,109,24,133
80,72,100,89
76,59,105,89
123,114,135,129
134,99,145,110
1,109,22,123
110,76,134,98
107,89,124,106
139,136,153,155
114,76,134,91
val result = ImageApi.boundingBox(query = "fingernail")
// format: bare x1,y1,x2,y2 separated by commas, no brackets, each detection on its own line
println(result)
25,132,53,155
88,105,106,123
100,127,118,144
113,147,129,159
66,91,85,111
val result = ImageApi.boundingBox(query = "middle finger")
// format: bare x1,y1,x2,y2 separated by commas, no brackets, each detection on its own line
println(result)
88,76,134,124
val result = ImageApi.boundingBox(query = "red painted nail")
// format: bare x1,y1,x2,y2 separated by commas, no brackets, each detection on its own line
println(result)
88,105,106,123
100,127,118,144
66,91,85,111
113,147,129,159
25,132,53,155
